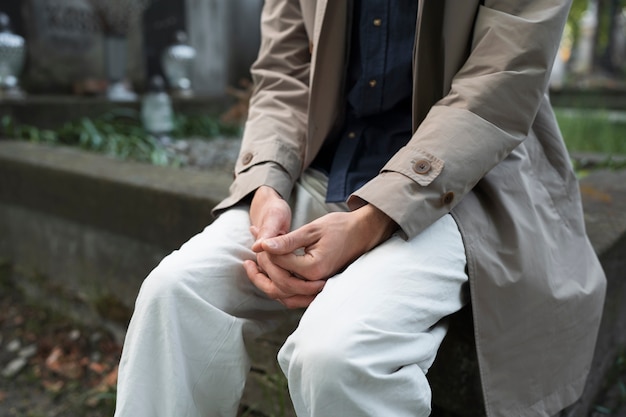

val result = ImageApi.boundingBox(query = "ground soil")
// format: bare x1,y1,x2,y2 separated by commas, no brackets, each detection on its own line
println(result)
0,269,120,417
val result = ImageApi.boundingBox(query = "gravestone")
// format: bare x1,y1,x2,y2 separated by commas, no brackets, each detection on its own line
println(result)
227,0,263,86
142,0,186,83
0,0,25,36
185,0,229,97
21,0,104,94
143,0,262,97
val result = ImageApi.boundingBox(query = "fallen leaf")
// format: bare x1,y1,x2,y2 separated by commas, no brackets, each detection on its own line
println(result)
102,366,118,388
45,346,84,379
42,379,65,393
45,347,64,372
580,184,613,204
89,362,106,374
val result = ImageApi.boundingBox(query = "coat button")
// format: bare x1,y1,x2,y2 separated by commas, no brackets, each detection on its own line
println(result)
442,192,455,205
413,159,431,174
241,153,253,165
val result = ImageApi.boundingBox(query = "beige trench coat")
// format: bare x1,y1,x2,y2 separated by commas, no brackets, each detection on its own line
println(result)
214,0,607,416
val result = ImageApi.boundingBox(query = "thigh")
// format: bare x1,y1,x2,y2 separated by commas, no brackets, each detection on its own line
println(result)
293,214,469,368
138,207,278,320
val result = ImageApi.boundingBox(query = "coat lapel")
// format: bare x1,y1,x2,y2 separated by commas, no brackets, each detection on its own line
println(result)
412,0,482,130
305,0,349,167
412,0,445,129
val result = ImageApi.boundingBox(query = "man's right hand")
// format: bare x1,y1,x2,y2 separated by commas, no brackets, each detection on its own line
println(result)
244,186,325,308
248,185,292,246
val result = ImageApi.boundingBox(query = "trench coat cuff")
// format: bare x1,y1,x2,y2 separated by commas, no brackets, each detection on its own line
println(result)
211,163,294,216
348,171,451,240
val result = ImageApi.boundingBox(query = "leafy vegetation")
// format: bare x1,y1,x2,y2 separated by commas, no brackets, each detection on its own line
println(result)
0,109,242,166
556,108,626,155
3,105,625,174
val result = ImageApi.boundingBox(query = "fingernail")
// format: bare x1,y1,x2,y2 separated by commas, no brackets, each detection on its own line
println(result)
264,240,278,250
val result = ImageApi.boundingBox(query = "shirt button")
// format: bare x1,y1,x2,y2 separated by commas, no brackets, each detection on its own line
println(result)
413,159,431,174
442,192,455,205
241,153,253,165
369,79,377,88
373,18,382,27
347,131,356,139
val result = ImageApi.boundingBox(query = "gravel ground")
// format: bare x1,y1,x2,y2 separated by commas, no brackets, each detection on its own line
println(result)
166,136,242,174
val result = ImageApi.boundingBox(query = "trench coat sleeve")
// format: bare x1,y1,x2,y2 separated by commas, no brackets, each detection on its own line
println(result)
349,0,572,239
212,0,310,213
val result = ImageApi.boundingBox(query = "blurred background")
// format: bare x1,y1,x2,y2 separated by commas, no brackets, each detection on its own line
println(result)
0,1,625,417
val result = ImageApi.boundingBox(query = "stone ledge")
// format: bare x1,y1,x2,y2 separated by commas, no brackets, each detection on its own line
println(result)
560,168,626,417
0,140,232,249
579,169,626,255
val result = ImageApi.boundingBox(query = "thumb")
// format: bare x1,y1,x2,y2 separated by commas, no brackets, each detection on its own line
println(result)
262,230,306,255
255,213,289,241
252,220,289,253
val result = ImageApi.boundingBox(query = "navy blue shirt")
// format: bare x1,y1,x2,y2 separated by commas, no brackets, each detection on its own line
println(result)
312,0,418,202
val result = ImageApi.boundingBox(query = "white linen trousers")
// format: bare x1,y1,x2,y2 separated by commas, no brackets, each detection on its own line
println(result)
114,169,469,417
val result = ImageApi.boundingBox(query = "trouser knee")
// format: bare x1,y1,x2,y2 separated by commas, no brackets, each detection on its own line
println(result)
278,328,363,386
134,255,191,307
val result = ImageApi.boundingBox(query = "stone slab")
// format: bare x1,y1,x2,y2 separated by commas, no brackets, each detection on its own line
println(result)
21,0,104,93
558,169,626,417
0,140,231,248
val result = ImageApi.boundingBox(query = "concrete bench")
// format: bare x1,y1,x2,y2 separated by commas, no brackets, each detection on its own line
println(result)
1,140,624,417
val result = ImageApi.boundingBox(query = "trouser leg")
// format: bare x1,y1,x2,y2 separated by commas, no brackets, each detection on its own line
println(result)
114,208,287,417
278,214,469,417
114,170,333,417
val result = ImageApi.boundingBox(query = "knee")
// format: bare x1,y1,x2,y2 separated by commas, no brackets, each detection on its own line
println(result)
278,327,362,383
136,255,190,305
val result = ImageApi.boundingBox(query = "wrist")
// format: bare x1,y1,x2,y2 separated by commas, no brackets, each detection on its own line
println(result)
354,204,398,249
252,185,282,205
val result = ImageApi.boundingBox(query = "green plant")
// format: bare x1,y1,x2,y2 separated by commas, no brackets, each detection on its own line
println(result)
0,109,242,166
555,108,626,156
172,113,242,138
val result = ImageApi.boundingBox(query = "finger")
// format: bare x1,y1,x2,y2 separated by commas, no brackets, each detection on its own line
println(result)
249,225,260,239
262,227,315,255
278,294,318,309
243,260,289,300
243,259,324,300
267,251,320,280
255,212,290,241
252,222,287,253
256,253,325,296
